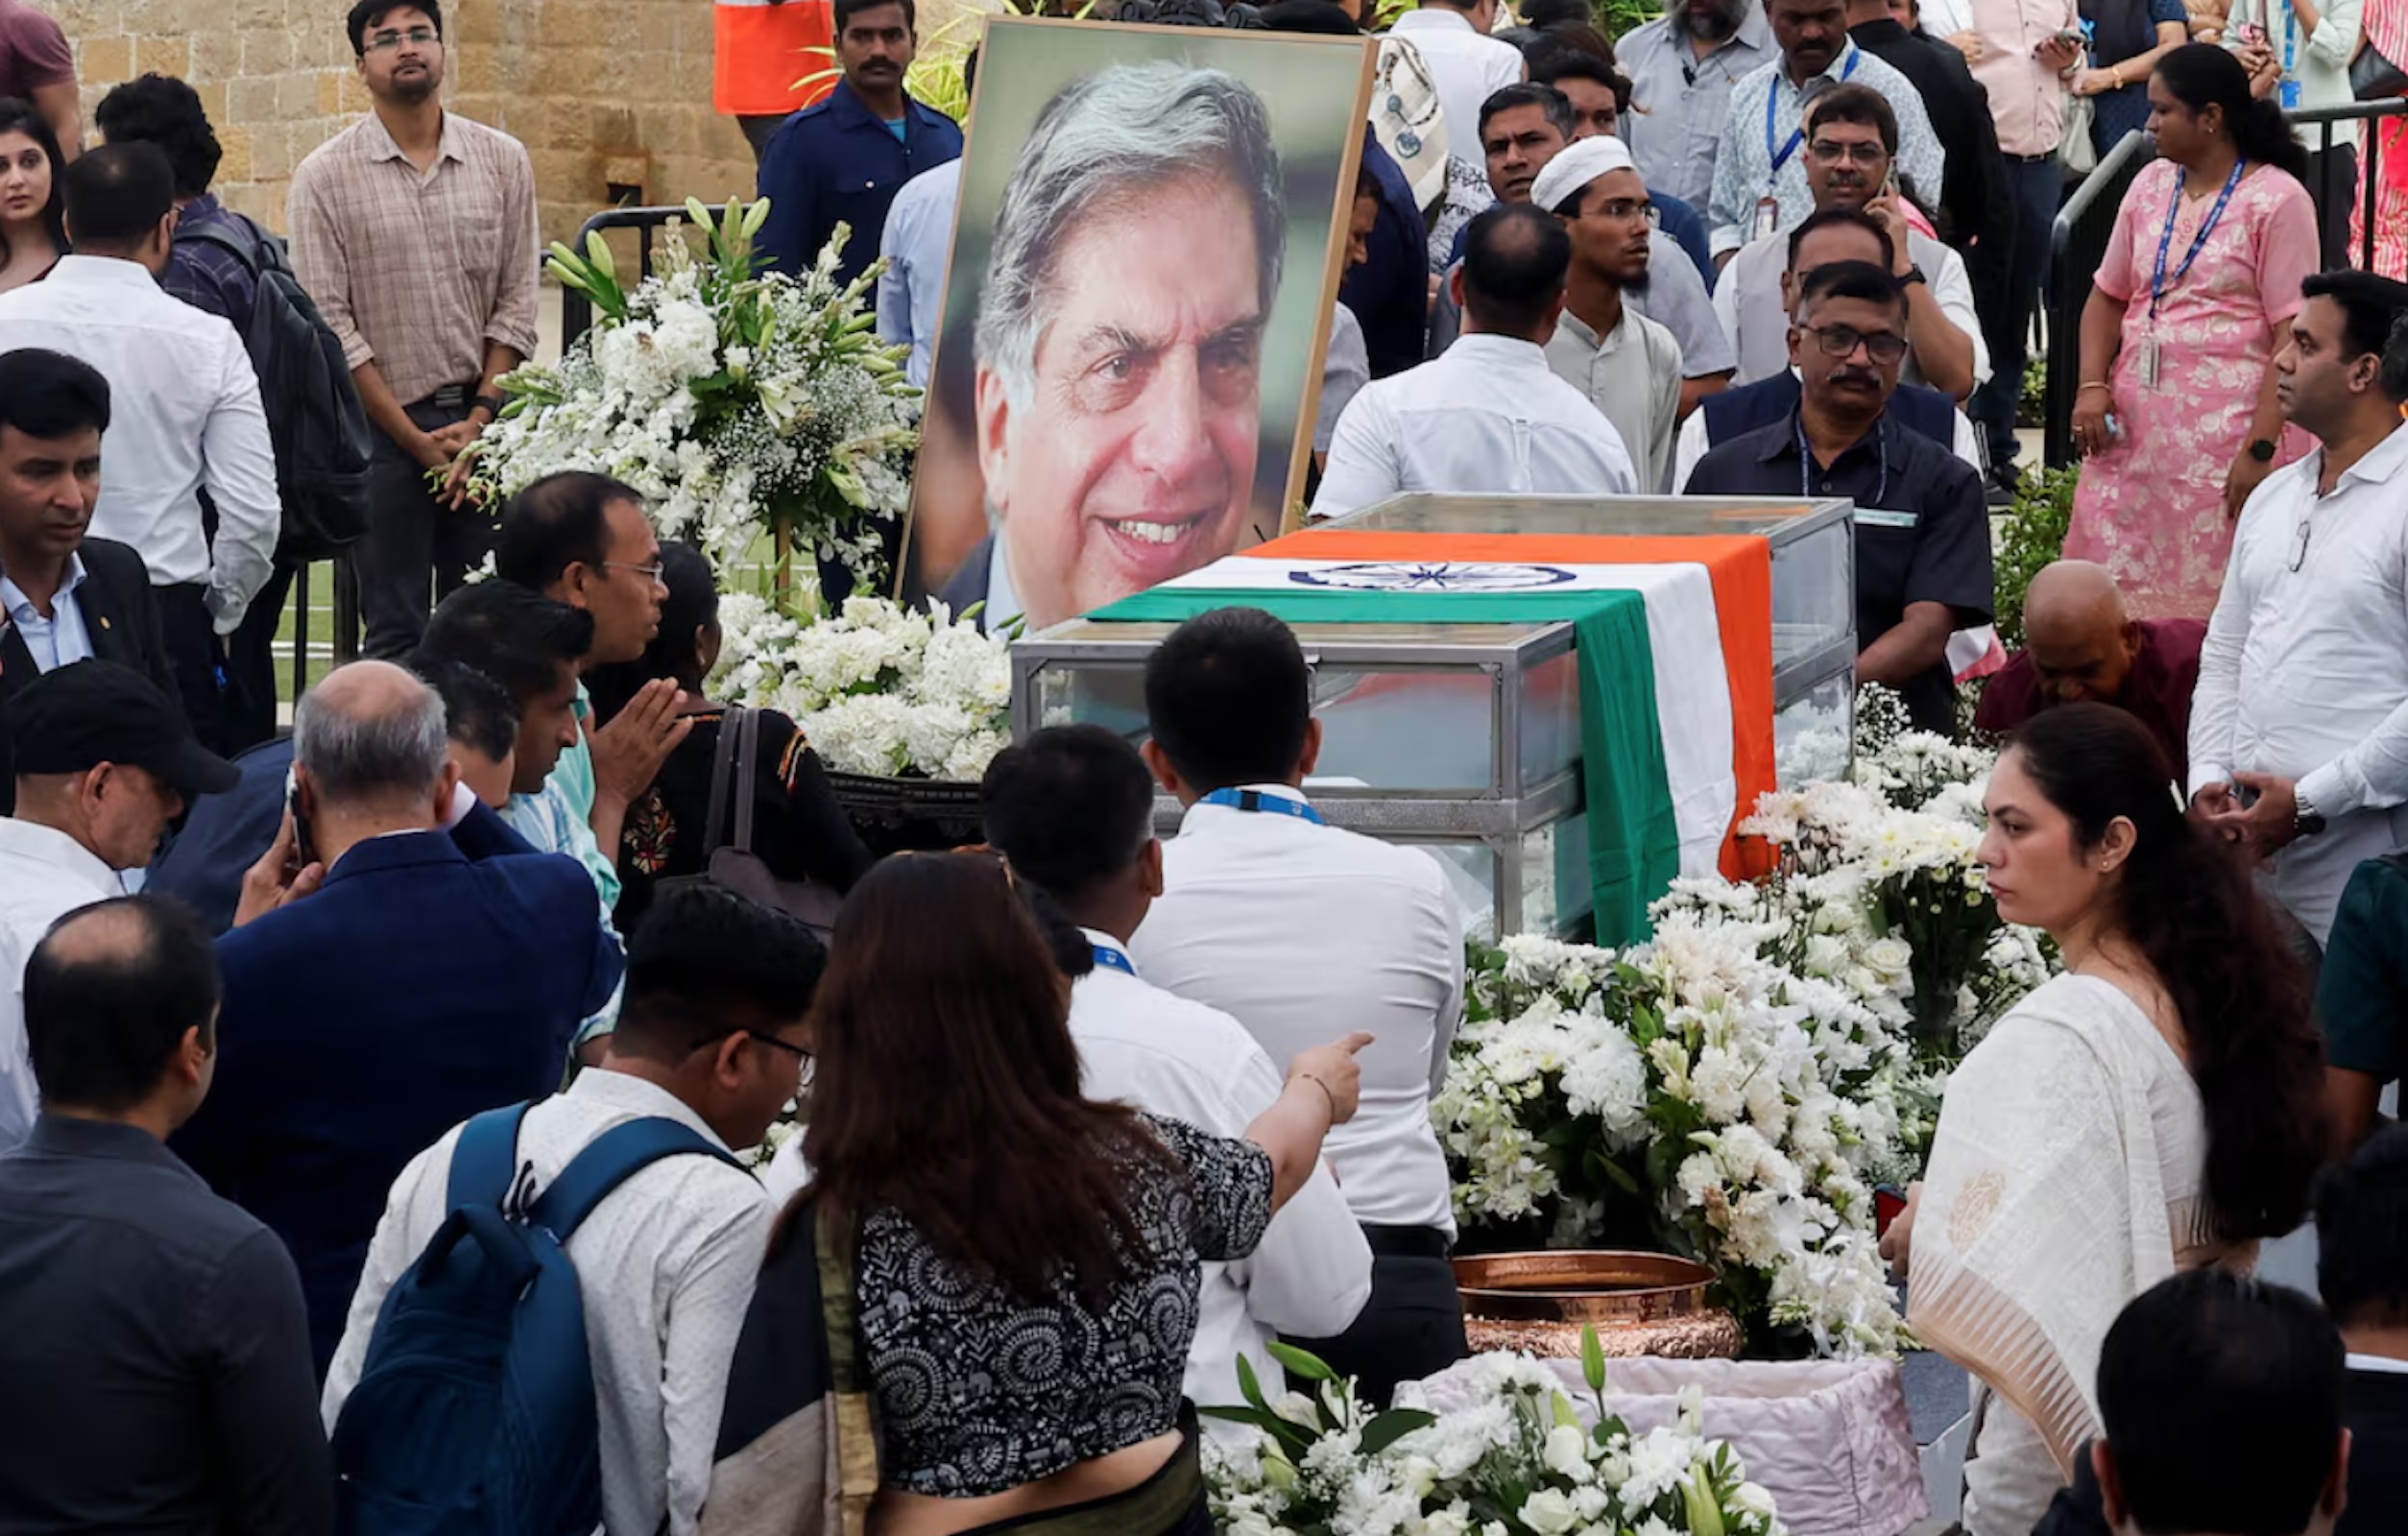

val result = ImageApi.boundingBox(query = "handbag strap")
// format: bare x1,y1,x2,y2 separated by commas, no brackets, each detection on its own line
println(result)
698,705,741,858
814,1203,879,1536
729,704,762,858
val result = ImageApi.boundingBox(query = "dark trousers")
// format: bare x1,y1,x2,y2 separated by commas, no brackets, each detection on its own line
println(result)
155,581,245,756
1284,1226,1468,1408
358,391,493,660
223,558,292,753
1971,156,2061,474
738,114,786,168
2305,143,2360,272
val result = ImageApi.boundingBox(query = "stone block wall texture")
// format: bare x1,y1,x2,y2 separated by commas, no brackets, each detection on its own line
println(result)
29,0,962,248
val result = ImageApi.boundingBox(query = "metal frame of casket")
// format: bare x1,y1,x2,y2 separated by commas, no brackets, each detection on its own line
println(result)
1006,493,1857,939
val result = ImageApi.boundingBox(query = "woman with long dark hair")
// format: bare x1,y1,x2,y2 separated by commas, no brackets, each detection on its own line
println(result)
2065,43,2319,619
708,853,1368,1536
595,542,875,933
0,98,66,292
1887,704,2324,1534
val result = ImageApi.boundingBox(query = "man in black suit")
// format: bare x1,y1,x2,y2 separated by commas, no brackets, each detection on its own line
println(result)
2317,1123,2408,1535
0,348,180,814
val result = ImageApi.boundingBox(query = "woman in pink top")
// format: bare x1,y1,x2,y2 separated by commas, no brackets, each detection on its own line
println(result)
2065,44,2319,620
2351,0,2408,279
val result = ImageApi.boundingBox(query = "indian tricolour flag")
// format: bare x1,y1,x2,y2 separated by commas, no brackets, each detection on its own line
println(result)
1093,530,1776,943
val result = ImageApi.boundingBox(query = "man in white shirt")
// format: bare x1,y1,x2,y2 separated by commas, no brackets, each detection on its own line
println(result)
1386,0,1526,163
0,660,239,1154
1711,84,1985,397
0,145,278,756
325,883,817,1536
2191,272,2408,950
875,46,975,390
1531,136,1686,492
1130,607,1468,1404
979,724,1373,1405
1314,203,1637,518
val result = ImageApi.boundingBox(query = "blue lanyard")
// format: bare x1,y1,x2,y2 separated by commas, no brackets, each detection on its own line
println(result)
2150,158,2245,320
1090,942,1137,977
1796,413,1889,503
2279,6,2300,108
1766,50,1858,180
1200,787,1327,825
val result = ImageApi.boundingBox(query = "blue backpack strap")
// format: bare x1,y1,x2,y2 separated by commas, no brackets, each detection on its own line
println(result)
529,1117,748,1242
445,1101,537,1211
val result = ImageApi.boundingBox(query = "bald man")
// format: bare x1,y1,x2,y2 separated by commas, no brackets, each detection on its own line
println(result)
172,660,624,1371
1972,561,2207,779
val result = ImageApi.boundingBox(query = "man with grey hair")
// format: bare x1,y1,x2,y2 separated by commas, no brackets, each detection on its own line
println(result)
943,60,1286,636
174,660,624,1372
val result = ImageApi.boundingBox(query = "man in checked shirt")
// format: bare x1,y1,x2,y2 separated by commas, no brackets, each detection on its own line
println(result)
289,0,540,660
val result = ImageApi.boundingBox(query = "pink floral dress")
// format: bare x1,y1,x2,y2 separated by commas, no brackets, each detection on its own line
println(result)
2065,159,2320,619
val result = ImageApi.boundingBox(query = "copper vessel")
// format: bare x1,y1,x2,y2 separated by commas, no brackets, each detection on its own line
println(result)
1453,1250,1744,1359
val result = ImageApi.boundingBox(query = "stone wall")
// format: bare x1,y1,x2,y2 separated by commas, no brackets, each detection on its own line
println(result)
37,0,768,246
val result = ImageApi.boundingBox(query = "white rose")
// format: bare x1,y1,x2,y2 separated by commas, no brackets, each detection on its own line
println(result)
1515,1488,1580,1535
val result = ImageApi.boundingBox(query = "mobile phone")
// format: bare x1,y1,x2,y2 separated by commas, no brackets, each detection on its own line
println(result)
284,771,316,869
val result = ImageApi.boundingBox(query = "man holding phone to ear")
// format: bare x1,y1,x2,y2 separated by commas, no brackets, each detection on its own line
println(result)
1960,0,2078,495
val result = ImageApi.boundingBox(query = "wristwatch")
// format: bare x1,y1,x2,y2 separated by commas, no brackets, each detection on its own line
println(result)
1899,266,1928,289
2296,786,2327,839
2248,437,2278,463
472,390,507,420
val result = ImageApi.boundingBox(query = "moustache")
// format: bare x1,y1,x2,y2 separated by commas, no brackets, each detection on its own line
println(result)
1830,368,1882,389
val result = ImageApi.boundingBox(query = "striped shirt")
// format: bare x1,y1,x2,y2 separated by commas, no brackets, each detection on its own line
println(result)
287,109,541,407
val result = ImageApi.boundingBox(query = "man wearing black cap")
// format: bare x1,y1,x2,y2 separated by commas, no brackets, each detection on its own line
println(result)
0,658,239,1154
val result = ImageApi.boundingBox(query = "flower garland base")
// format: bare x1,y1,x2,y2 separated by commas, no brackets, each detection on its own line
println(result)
1457,1250,1744,1360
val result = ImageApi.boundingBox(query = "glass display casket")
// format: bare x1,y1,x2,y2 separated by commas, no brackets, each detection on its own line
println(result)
1010,493,1858,938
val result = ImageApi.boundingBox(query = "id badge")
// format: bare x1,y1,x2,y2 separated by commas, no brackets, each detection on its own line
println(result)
2280,78,2301,109
1752,195,1780,241
2139,335,2160,389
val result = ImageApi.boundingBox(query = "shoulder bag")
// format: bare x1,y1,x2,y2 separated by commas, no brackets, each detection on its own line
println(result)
668,706,845,940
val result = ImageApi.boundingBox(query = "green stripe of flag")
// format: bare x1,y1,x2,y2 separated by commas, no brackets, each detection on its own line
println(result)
1091,587,1678,945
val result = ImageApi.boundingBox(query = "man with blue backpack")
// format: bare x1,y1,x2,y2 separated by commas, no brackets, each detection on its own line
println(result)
321,883,824,1536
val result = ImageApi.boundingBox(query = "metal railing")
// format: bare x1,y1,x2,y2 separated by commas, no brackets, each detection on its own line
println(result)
2044,97,2408,468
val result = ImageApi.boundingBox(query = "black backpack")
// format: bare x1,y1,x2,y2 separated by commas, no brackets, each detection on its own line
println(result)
178,213,373,562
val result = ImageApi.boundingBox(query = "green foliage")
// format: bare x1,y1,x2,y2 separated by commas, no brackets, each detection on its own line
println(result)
2016,354,2045,429
1991,465,2079,651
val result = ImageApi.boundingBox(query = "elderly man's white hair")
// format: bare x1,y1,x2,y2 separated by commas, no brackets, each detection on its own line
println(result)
293,660,449,807
974,60,1286,409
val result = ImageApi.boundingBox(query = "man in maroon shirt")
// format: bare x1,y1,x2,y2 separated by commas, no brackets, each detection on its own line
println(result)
1973,560,2206,780
0,0,77,159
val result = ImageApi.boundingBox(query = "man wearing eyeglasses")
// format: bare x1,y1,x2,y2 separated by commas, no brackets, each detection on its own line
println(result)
1685,260,1991,736
1529,136,1687,492
1710,84,1985,399
288,0,541,660
2186,271,2408,953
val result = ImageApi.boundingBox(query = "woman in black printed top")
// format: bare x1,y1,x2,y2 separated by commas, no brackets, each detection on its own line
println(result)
802,852,1367,1536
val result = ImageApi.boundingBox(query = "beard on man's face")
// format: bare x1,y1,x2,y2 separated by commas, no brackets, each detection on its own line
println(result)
1675,0,1746,39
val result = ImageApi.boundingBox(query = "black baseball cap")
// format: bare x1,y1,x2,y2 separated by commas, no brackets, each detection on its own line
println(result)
9,660,241,798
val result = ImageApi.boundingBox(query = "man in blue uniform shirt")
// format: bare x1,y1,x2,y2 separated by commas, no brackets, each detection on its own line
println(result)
755,0,963,295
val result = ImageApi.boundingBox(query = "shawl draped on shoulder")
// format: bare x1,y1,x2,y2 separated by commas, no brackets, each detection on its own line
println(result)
1907,974,2197,1479
697,1202,879,1536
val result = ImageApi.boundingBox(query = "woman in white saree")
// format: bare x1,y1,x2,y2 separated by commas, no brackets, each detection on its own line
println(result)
1885,705,2325,1536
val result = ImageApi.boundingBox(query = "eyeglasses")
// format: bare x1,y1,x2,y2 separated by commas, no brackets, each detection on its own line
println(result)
744,1030,816,1091
1807,139,1888,167
1592,197,1661,228
1800,322,1909,365
601,560,665,583
2290,516,2312,572
365,26,439,51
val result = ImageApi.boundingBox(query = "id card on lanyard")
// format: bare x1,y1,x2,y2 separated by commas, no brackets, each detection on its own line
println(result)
2139,157,2245,387
1758,50,1859,238
2278,4,2300,110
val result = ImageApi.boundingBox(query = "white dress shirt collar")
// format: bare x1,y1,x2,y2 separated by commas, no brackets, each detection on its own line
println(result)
0,550,92,671
2348,1351,2408,1377
0,816,122,896
1177,782,1312,833
563,1062,737,1154
43,253,164,292
1390,7,1475,32
2306,418,2408,498
1082,925,1136,972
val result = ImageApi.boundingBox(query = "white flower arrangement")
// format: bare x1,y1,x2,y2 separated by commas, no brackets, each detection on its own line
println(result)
467,200,920,598
707,595,1011,780
1435,690,2059,1357
1205,1337,1783,1536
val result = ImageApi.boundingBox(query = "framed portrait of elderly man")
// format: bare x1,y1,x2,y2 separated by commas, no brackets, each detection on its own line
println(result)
904,17,1376,636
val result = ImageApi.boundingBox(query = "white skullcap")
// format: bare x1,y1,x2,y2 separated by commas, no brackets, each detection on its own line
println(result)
1529,135,1638,216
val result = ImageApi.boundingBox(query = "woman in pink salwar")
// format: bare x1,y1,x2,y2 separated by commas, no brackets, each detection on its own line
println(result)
2066,44,2320,620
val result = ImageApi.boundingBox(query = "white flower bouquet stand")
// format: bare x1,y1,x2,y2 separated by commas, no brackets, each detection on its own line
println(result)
1400,1356,1930,1536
